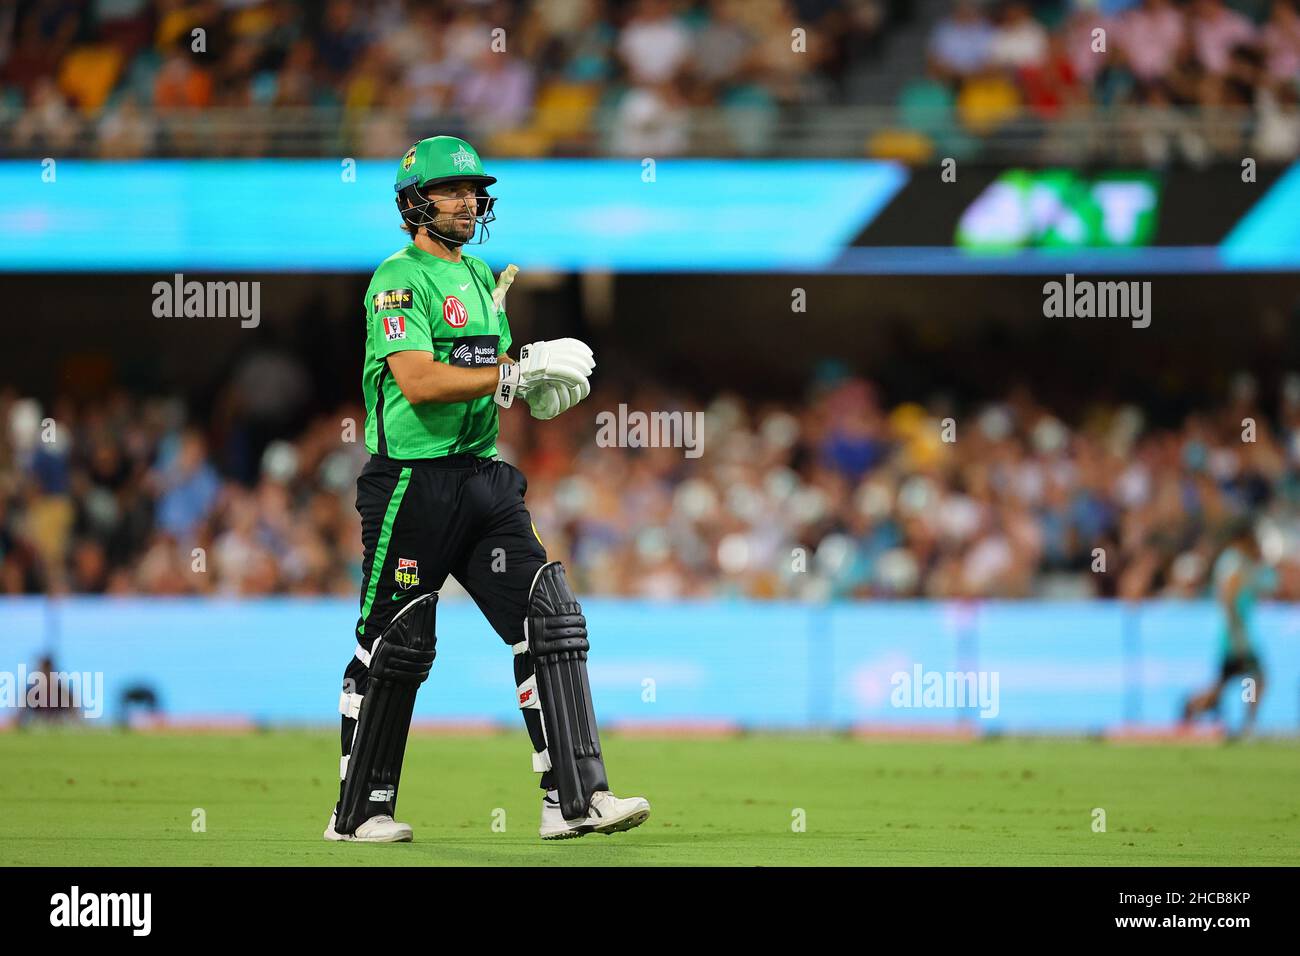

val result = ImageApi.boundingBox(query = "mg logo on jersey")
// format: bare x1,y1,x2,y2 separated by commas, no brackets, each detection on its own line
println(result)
383,314,406,341
443,295,468,328
395,558,420,590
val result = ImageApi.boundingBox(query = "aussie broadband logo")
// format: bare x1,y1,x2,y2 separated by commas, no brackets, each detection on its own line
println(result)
450,339,499,367
50,886,151,936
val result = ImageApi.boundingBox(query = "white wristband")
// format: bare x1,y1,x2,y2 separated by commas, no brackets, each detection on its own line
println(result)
494,362,520,408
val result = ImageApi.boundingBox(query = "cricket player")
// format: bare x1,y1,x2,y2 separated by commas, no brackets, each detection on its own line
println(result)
324,136,650,842
1181,520,1270,737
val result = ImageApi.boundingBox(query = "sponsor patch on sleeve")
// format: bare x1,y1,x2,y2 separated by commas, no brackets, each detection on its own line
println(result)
373,288,414,312
383,315,407,341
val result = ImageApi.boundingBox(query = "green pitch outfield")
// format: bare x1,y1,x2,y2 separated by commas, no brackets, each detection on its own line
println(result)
1,730,1296,866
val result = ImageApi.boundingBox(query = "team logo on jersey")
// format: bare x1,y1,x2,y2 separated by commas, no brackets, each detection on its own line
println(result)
383,315,407,341
373,288,413,311
394,558,420,590
443,295,469,328
401,147,417,171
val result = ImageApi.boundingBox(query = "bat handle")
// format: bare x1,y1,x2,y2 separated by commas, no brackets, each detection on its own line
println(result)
492,264,519,312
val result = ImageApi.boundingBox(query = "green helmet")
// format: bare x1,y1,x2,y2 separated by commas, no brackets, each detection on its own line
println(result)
394,136,497,245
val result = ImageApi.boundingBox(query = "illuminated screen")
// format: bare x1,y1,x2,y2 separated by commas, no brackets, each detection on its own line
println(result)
956,170,1161,251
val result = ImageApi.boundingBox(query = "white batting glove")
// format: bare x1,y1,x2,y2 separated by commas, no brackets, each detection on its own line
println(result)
495,338,595,409
525,377,590,421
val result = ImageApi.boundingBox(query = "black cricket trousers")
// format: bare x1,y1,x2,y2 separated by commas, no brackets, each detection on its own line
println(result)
337,453,553,811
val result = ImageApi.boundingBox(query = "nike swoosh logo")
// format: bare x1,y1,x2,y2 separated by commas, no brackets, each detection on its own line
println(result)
391,592,411,602
458,283,470,291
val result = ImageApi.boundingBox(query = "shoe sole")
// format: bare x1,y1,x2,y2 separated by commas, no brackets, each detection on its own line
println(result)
593,806,650,835
540,826,588,840
325,835,413,843
324,828,413,843
541,805,651,840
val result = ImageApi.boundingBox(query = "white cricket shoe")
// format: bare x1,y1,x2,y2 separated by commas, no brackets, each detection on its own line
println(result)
539,789,651,840
323,810,413,843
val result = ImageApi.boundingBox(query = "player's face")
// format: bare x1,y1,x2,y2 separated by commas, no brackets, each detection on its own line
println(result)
424,180,479,243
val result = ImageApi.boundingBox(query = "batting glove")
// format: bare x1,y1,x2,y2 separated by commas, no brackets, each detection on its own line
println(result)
495,338,595,409
524,377,590,420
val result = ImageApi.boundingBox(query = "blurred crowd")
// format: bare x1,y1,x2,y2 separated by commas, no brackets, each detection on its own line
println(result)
8,0,1294,163
6,368,1300,602
910,0,1300,162
0,0,899,158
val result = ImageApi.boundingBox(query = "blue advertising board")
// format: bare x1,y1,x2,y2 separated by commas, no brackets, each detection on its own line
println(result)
2,597,1296,733
5,159,1298,274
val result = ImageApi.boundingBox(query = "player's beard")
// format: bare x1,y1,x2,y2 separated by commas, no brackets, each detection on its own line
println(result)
428,209,476,247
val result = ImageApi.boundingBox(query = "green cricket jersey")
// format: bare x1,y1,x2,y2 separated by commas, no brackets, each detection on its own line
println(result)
362,243,512,458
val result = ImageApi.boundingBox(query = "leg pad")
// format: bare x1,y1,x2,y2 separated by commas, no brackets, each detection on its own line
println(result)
336,593,437,834
525,562,607,821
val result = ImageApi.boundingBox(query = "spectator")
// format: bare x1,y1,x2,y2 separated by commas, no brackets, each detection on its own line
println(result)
989,1,1048,71
1261,0,1300,82
1115,0,1187,86
153,46,212,109
316,0,369,79
611,80,690,154
97,92,158,157
618,0,692,85
1189,0,1258,76
1060,5,1116,87
153,428,219,540
1020,32,1085,119
454,50,536,140
11,76,80,153
928,0,995,80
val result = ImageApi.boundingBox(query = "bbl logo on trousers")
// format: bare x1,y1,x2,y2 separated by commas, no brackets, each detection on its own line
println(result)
395,558,420,590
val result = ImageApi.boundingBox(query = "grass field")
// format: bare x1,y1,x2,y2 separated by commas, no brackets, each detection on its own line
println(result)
2,730,1297,866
